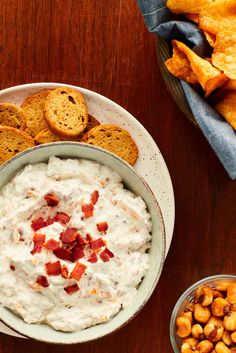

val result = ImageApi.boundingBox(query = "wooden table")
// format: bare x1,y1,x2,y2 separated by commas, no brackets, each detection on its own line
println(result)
0,1,235,352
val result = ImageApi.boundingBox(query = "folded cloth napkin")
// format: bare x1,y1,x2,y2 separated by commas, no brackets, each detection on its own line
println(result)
137,0,236,179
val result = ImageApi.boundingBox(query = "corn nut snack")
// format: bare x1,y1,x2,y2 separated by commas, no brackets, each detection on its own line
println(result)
176,281,236,352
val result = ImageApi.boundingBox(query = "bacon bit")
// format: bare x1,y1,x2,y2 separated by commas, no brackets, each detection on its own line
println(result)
86,233,93,243
100,248,114,262
53,247,72,261
81,203,94,218
10,264,15,271
31,243,43,255
31,217,46,231
87,252,98,263
71,246,85,262
90,238,105,250
96,222,108,233
45,217,54,226
90,190,99,205
60,227,78,243
44,193,59,207
44,238,60,251
70,262,87,281
61,265,69,279
33,233,46,244
64,284,79,295
54,212,70,224
36,275,49,288
76,234,87,247
45,261,61,276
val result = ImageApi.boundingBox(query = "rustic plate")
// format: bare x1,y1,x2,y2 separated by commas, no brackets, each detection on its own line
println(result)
0,82,175,338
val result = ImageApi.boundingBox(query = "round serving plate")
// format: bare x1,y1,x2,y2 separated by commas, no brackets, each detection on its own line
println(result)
156,36,198,127
0,82,175,338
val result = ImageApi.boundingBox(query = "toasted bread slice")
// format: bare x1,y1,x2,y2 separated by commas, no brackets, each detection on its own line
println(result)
34,129,62,144
81,124,138,165
21,90,51,138
0,103,26,129
85,114,100,132
44,87,88,138
0,126,35,164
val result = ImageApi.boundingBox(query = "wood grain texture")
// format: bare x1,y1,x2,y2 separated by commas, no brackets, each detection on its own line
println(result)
0,0,235,352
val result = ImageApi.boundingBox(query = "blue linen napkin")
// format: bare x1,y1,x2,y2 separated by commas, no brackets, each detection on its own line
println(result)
137,0,236,179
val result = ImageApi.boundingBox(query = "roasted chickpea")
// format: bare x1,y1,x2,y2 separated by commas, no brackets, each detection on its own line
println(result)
227,285,236,305
215,341,231,353
183,337,199,348
194,303,211,323
223,312,236,331
204,322,224,342
231,303,236,312
196,339,214,353
177,316,192,338
212,298,230,317
231,332,236,343
186,302,195,312
222,330,233,346
196,286,214,306
192,323,204,339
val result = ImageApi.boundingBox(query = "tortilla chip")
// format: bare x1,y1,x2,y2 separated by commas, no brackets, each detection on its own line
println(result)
199,0,236,36
165,42,198,84
166,0,215,14
215,91,236,130
203,31,216,47
185,13,199,24
212,31,236,80
173,40,228,96
222,80,236,91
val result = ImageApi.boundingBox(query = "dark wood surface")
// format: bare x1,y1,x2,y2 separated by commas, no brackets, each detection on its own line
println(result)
0,1,235,352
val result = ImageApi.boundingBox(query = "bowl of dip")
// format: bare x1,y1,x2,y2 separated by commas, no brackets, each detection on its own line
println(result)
0,142,165,344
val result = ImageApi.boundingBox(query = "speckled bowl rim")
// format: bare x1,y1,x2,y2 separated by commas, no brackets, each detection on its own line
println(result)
170,274,236,353
0,142,166,344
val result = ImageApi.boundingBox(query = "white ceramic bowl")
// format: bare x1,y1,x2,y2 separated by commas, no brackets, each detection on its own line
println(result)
0,142,166,344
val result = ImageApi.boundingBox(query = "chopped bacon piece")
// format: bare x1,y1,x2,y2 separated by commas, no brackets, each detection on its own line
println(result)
100,248,114,262
31,243,43,255
76,234,87,247
86,233,93,243
45,261,61,276
45,217,54,226
61,265,69,279
71,246,85,262
81,203,94,218
96,222,108,233
54,212,70,224
90,190,99,205
70,262,87,281
31,217,46,231
10,264,15,271
53,247,72,261
64,284,79,295
33,233,46,244
87,252,98,263
90,238,105,250
36,275,49,288
44,193,59,207
60,227,78,243
44,238,60,251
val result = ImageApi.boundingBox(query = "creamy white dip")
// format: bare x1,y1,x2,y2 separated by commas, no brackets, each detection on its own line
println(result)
0,157,151,332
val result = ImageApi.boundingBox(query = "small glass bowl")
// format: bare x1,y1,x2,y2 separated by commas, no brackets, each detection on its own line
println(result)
170,274,236,353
